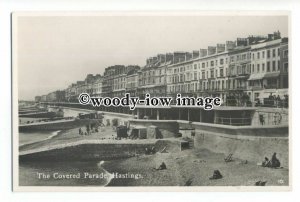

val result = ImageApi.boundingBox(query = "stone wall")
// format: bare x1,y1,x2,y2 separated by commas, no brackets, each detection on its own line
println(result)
194,131,289,167
20,140,183,162
178,120,288,137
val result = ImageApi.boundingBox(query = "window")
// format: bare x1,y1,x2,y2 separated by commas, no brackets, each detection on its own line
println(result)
272,61,276,71
267,50,270,58
278,61,280,71
230,56,234,62
252,64,254,73
257,52,260,59
272,49,276,57
257,64,260,72
262,51,265,58
194,72,197,80
220,69,224,77
210,70,214,78
242,54,246,60
220,58,224,65
284,50,288,58
202,71,205,79
202,62,205,68
262,63,265,72
211,61,214,67
267,62,270,72
194,64,197,69
278,48,280,56
284,63,288,72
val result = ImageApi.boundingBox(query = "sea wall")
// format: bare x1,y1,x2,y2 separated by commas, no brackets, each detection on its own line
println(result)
251,108,289,126
194,131,289,167
178,120,288,137
19,119,100,132
19,140,183,161
19,112,56,118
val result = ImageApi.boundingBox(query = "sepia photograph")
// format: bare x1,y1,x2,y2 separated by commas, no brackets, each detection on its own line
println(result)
12,12,290,191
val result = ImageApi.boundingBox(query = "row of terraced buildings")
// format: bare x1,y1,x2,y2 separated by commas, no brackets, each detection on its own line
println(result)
36,31,289,107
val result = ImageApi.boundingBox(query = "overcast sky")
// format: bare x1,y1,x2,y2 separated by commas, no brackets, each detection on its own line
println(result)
16,15,288,100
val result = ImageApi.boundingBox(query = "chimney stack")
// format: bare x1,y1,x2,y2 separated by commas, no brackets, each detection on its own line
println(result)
166,53,174,62
268,34,274,41
208,46,216,55
185,52,193,61
273,31,281,39
200,49,208,57
217,44,226,53
236,38,248,46
192,50,200,59
173,52,186,63
226,41,236,51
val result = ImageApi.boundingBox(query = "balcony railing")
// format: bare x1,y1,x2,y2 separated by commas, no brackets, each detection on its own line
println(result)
248,86,263,91
264,84,278,89
236,86,247,90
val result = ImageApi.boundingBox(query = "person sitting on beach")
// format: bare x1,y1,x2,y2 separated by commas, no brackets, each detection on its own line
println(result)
271,152,281,168
209,170,223,180
262,157,271,167
156,162,167,170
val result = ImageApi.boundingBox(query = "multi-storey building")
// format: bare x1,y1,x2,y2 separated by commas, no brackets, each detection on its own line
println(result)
65,83,78,102
75,81,86,98
279,37,288,89
195,43,232,101
247,31,282,102
112,66,127,98
34,96,41,102
102,65,140,98
126,67,140,97
40,95,47,102
139,54,173,98
102,66,117,98
227,39,252,105
45,90,66,102
91,74,103,97
37,31,288,108
166,52,193,98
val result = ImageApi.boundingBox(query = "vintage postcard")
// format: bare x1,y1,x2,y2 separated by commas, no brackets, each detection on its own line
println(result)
12,11,290,191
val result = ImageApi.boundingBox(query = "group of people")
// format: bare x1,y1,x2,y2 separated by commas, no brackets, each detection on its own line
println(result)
262,152,281,168
264,93,289,108
78,123,99,136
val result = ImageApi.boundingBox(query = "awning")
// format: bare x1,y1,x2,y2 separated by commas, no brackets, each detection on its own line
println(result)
248,73,265,81
235,75,249,79
263,72,280,78
138,85,156,89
